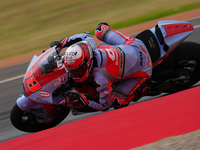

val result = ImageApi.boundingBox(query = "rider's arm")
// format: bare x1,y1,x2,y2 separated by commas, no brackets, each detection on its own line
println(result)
86,68,113,111
88,84,112,111
95,23,135,45
51,33,97,50
68,69,112,111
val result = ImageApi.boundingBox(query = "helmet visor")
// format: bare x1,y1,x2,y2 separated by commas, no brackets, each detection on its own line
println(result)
68,61,87,79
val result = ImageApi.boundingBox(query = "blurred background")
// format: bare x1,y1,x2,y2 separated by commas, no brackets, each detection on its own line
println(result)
0,0,200,60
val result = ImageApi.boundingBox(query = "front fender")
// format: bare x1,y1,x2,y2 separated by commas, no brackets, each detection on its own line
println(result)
16,94,44,111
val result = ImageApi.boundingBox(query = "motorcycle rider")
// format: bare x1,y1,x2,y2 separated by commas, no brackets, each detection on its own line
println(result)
51,23,152,111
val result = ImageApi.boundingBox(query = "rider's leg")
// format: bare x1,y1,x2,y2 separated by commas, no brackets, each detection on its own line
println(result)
111,77,148,107
95,23,135,45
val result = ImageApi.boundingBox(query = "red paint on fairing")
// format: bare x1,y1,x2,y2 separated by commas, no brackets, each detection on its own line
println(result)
162,22,194,38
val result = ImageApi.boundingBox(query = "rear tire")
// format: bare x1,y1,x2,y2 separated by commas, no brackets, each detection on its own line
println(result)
10,104,70,132
155,41,200,92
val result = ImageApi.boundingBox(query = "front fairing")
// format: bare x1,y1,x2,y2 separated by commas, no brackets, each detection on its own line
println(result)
23,55,40,82
23,47,68,104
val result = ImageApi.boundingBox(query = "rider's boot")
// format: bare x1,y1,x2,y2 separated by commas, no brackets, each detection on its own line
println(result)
132,79,152,102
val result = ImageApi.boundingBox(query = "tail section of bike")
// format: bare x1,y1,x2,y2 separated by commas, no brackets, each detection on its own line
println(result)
150,20,194,67
136,20,194,67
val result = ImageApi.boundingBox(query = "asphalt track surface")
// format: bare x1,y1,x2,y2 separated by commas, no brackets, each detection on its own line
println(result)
0,17,200,144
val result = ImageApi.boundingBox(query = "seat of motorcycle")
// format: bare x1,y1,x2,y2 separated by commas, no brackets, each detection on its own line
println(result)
135,30,160,62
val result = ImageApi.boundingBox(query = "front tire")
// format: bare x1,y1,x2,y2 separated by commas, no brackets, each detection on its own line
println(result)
10,104,70,132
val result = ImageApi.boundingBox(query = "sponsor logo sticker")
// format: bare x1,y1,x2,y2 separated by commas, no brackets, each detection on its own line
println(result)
39,90,50,98
54,76,65,86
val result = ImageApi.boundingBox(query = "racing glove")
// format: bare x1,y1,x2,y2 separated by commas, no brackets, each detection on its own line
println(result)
51,36,83,49
68,90,89,106
50,41,62,48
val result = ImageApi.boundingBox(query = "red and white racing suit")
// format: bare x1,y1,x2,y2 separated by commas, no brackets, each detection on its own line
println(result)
61,24,152,111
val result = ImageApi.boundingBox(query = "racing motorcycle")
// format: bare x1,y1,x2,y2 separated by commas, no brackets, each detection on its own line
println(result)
10,20,200,132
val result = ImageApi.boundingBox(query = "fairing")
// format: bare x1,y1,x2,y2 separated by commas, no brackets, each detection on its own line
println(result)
150,20,194,67
23,47,68,104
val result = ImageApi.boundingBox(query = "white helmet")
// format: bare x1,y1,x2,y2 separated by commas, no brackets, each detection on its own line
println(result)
63,41,93,82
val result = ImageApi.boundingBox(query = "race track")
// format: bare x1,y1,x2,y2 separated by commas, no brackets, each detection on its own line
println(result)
0,17,200,143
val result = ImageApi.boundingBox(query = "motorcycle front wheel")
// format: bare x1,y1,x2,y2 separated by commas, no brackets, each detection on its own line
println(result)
10,104,70,132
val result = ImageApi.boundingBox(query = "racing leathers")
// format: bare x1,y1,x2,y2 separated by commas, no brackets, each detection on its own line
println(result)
55,24,152,111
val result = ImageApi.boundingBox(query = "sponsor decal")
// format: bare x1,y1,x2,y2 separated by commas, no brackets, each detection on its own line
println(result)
39,90,50,98
36,97,49,104
66,51,77,57
66,45,82,59
65,60,75,65
105,48,116,61
54,76,65,86
148,37,156,49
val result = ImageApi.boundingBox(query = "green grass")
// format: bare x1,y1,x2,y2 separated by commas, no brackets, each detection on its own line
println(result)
0,0,200,60
110,2,200,31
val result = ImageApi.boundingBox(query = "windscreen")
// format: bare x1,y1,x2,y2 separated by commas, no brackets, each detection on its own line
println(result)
39,49,58,75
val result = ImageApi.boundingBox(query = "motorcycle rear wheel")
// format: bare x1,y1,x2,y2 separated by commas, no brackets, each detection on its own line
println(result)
10,104,70,132
157,41,200,93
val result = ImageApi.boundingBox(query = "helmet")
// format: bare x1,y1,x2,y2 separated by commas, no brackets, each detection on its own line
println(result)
63,41,93,82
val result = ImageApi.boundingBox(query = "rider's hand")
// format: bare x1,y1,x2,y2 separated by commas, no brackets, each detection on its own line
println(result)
68,90,89,106
50,41,61,48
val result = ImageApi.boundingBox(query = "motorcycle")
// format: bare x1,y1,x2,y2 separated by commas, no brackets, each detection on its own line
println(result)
10,20,200,132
